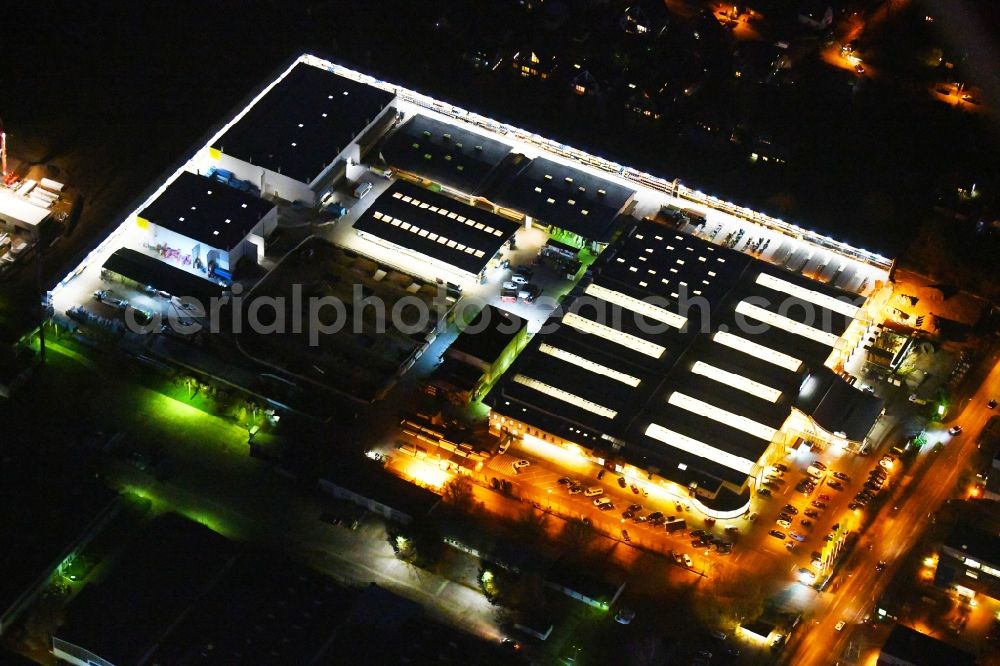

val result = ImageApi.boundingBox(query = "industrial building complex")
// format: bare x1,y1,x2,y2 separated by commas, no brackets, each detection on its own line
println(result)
48,54,893,523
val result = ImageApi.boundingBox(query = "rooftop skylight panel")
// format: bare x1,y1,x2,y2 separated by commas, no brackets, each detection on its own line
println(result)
644,423,755,475
563,312,666,358
513,375,618,419
755,273,860,318
690,361,782,402
393,192,403,199
735,301,840,346
583,284,687,329
712,331,802,372
539,343,641,387
668,392,778,442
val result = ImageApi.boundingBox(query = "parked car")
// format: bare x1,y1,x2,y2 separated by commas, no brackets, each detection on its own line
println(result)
557,477,572,485
800,519,813,528
632,515,648,524
568,485,583,494
782,504,799,515
811,501,828,509
671,550,684,564
833,471,850,481
773,463,788,472
615,608,635,624
776,519,792,528
848,502,862,510
828,481,844,491
622,510,635,519
513,459,530,469
789,532,806,542
758,487,772,497
835,620,846,631
804,509,821,519
648,512,664,522
988,400,997,410
94,289,129,309
682,553,693,568
876,560,887,573
621,529,631,542
617,476,628,488
627,503,642,512
768,530,786,540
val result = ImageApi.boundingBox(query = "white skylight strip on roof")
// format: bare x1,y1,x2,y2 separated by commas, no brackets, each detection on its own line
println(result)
668,392,778,442
584,283,686,329
562,312,665,358
644,423,755,475
735,301,839,347
513,375,618,419
755,273,860,318
690,361,781,403
539,343,641,387
712,331,802,372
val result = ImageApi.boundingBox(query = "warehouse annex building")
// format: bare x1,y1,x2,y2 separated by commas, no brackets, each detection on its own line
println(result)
134,171,277,278
378,114,636,252
197,61,396,205
380,114,514,196
352,180,519,284
487,219,882,517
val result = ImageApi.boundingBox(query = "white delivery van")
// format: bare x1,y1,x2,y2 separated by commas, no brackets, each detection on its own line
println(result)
584,487,603,497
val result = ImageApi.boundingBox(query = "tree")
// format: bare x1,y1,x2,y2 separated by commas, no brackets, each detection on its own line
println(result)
559,516,598,553
442,475,476,513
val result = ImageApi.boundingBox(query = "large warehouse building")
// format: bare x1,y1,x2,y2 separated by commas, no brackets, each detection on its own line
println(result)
197,61,396,205
135,171,277,277
486,219,883,517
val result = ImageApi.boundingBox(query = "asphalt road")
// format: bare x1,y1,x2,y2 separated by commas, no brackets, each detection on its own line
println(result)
783,353,1000,666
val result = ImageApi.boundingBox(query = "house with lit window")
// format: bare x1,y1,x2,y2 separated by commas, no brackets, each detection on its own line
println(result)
486,219,882,518
620,1,671,38
511,46,558,80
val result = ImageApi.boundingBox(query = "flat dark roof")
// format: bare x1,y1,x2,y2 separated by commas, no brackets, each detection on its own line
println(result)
353,180,518,277
56,514,234,666
322,455,441,518
212,61,394,183
139,171,273,249
147,553,355,665
880,624,975,666
488,219,865,495
381,114,513,194
102,247,224,304
942,522,1000,565
796,367,883,441
487,156,635,243
450,305,525,363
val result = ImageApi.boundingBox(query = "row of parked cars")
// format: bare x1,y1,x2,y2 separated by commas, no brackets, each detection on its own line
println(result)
500,265,542,303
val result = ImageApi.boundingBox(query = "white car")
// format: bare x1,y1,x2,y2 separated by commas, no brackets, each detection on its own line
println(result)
513,459,530,469
835,620,846,631
948,425,963,436
777,519,792,529
682,553,693,568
